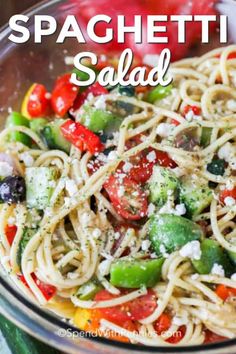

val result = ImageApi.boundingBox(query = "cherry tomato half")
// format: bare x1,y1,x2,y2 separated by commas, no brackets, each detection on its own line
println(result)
104,174,148,220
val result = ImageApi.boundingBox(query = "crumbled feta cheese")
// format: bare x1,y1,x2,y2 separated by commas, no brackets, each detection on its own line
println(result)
146,151,156,163
98,259,112,276
86,92,94,102
67,272,80,279
92,228,102,239
229,157,236,170
191,274,199,280
179,241,202,260
147,203,155,216
114,232,120,240
173,315,189,326
175,203,186,216
227,99,236,112
231,273,236,281
7,216,16,225
159,244,169,258
224,196,236,206
156,123,173,138
45,92,51,100
107,151,118,161
81,212,91,225
19,152,34,167
0,161,13,177
65,179,78,197
94,95,106,110
117,186,125,197
123,162,133,173
211,263,225,277
141,240,151,251
64,197,71,207
226,180,235,190
218,143,234,162
185,110,194,121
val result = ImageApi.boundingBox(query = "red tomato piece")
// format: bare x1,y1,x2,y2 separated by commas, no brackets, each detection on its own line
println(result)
5,225,17,246
128,289,157,321
124,144,176,184
167,326,186,344
155,150,177,168
60,119,104,154
104,174,148,220
51,73,79,117
18,273,56,301
172,105,201,125
154,313,172,335
183,105,201,116
215,284,236,301
27,84,51,118
204,330,227,344
219,187,236,205
94,289,131,324
95,289,156,324
71,82,108,113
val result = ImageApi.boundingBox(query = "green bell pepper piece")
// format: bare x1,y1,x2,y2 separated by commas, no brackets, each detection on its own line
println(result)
6,112,31,146
147,84,172,104
192,239,234,277
110,258,164,288
148,214,204,255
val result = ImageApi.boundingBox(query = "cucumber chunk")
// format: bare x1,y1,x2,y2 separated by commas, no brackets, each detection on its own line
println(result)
29,118,48,135
179,177,213,217
81,106,118,133
77,279,102,300
17,227,37,267
42,119,71,153
200,127,212,147
25,167,58,210
226,249,236,266
148,166,179,206
110,258,164,288
148,213,203,255
192,239,234,276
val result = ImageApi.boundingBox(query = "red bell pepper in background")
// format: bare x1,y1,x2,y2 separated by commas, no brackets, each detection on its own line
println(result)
51,73,79,117
18,273,56,301
60,119,104,154
26,84,51,118
62,0,217,62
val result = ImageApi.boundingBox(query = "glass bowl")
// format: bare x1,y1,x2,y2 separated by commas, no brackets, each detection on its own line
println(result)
0,1,236,353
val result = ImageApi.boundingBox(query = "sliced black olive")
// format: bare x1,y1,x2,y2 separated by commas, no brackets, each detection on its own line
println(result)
0,176,26,204
207,159,225,176
118,84,135,97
